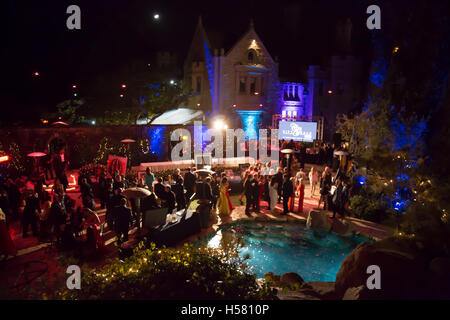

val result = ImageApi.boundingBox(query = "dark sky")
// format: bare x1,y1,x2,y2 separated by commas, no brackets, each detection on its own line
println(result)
0,0,375,125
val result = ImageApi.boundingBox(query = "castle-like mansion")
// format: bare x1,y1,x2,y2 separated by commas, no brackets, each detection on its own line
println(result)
182,17,363,140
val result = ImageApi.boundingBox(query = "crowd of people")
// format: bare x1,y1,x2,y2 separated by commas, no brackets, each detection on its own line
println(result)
236,159,352,219
0,149,353,260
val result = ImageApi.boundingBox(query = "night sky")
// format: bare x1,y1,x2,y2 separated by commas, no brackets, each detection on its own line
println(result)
1,0,375,125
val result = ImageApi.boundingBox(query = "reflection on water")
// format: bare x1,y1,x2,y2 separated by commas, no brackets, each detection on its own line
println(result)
199,221,370,282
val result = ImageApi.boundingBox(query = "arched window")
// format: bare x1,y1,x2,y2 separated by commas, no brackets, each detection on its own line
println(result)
248,50,255,63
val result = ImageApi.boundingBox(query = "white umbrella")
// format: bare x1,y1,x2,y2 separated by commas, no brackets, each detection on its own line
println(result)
281,149,294,154
194,169,215,175
123,187,151,199
334,150,349,156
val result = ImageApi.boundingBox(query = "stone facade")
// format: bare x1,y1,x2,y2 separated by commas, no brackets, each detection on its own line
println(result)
183,18,364,141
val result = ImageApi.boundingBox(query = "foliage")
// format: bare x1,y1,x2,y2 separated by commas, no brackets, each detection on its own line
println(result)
138,82,188,120
336,0,450,246
78,163,106,178
93,137,117,164
349,194,390,224
53,242,275,300
43,98,87,124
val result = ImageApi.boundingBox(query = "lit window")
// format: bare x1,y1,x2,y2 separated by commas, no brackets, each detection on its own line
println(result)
293,110,297,117
282,110,286,117
287,110,292,117
239,77,246,93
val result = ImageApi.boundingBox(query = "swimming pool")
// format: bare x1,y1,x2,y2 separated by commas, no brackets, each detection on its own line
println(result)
199,220,370,282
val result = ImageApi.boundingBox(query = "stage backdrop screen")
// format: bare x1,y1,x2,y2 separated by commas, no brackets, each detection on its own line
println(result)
278,121,317,142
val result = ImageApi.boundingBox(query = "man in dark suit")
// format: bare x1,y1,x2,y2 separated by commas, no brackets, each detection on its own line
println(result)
273,167,283,203
244,174,255,216
163,185,176,214
114,197,132,245
282,174,294,215
251,175,260,213
22,192,41,238
183,167,196,202
172,178,186,210
154,178,165,200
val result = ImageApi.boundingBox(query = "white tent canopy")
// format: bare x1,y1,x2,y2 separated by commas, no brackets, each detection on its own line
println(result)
150,108,204,125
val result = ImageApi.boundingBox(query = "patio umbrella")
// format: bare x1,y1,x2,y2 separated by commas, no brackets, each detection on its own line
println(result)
123,187,151,199
27,152,47,176
27,152,47,157
194,169,215,175
51,121,69,126
280,148,294,154
334,150,349,156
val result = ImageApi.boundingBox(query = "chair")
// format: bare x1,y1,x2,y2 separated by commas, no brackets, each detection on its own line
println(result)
143,208,168,229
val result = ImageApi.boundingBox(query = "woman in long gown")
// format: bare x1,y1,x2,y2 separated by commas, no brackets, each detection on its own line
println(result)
297,178,305,213
218,177,233,216
269,179,278,213
80,208,105,251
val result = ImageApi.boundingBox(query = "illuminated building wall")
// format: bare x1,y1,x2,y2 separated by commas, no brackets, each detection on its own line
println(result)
236,110,263,140
279,82,308,119
146,126,166,160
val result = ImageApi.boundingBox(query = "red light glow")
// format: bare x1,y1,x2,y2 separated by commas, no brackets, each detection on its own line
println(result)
0,155,9,162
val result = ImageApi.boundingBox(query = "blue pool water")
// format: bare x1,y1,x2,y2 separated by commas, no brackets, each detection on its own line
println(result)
199,221,370,282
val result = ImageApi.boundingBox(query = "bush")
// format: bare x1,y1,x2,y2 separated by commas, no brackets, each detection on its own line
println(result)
53,242,275,300
349,194,390,223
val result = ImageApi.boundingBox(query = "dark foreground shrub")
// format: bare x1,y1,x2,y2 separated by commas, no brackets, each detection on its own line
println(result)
53,242,275,300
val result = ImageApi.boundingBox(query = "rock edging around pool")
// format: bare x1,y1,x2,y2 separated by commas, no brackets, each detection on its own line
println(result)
263,236,450,300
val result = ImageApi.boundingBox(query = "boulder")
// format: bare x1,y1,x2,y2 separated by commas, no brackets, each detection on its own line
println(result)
306,210,331,231
335,236,429,299
301,281,337,300
429,257,450,278
330,218,355,236
427,257,450,299
264,272,281,286
280,272,304,289
277,288,321,300
342,286,370,300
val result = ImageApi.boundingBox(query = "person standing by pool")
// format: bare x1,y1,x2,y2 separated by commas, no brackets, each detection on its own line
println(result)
239,170,249,205
297,177,305,213
273,167,283,204
282,174,293,215
218,177,232,216
309,166,319,197
244,175,255,216
268,177,278,213
318,167,332,209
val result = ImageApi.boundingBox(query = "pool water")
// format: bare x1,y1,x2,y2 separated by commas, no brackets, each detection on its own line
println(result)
199,221,370,282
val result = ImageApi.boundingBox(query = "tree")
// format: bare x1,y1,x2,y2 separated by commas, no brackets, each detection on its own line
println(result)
336,0,450,248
